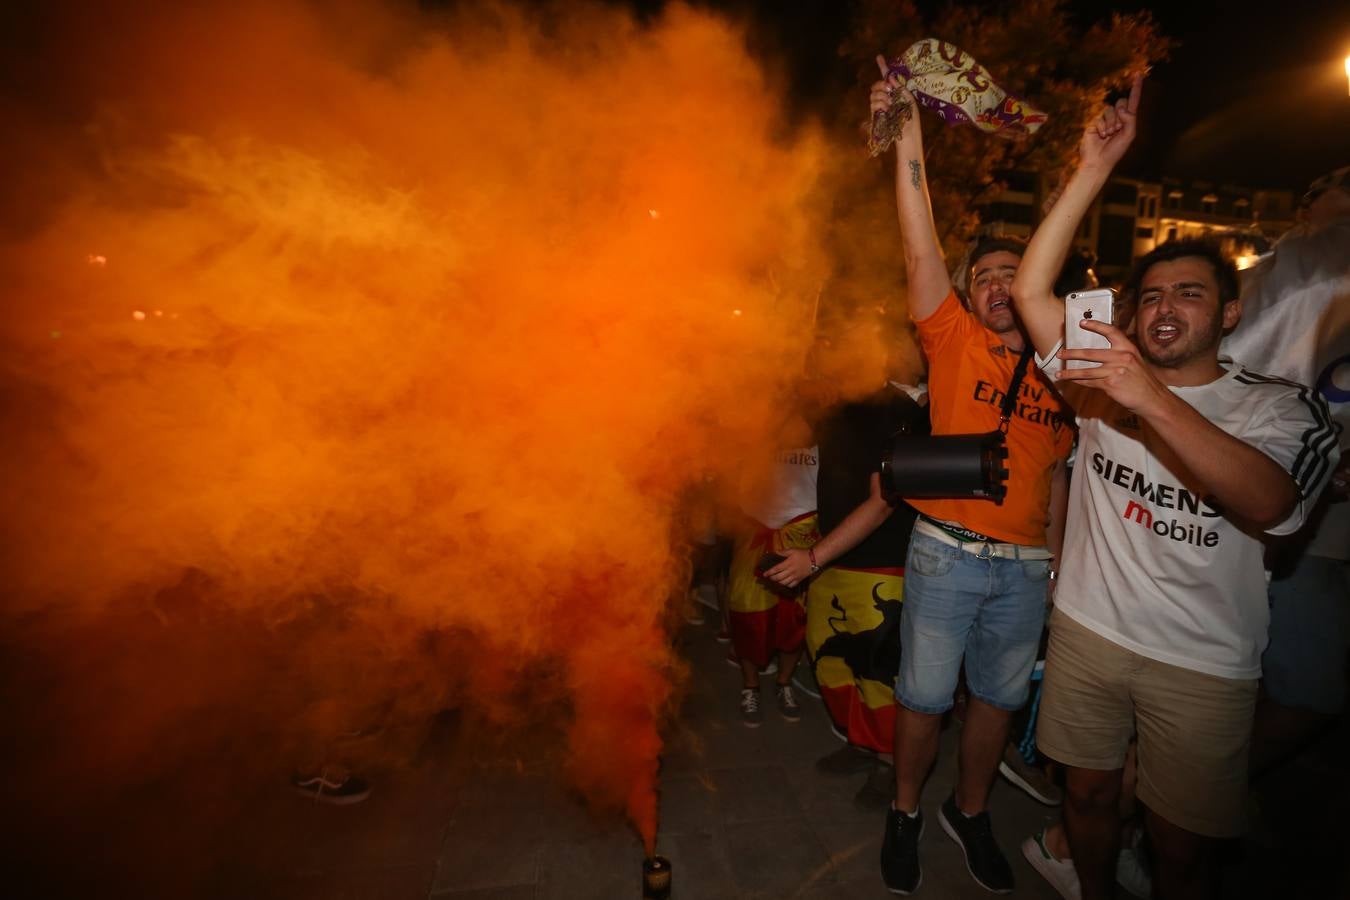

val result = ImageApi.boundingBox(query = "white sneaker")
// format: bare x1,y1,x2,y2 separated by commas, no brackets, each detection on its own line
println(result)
1021,829,1081,900
290,768,371,805
1116,831,1152,899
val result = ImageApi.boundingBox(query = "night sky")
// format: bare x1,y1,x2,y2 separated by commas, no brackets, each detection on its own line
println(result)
696,0,1350,192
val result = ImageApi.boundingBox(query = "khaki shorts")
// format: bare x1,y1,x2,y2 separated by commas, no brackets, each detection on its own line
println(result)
1037,608,1257,838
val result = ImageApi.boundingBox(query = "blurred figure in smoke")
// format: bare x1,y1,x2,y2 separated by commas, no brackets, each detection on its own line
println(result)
725,411,820,728
680,474,731,630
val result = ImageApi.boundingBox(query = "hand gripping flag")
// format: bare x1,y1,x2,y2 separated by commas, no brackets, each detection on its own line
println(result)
869,38,1048,157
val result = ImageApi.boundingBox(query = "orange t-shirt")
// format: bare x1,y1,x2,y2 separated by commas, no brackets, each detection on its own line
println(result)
909,291,1073,545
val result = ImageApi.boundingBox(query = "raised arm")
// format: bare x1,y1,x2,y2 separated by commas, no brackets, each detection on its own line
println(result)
870,56,951,319
1012,75,1144,358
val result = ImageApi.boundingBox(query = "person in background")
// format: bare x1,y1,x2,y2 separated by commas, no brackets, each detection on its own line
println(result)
1221,165,1350,777
725,435,819,728
765,377,929,809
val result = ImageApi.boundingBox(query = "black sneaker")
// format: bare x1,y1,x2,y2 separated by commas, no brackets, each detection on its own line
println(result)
938,792,1013,894
880,806,923,895
998,743,1062,806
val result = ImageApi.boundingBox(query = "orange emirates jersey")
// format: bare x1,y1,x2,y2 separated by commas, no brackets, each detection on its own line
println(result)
909,292,1073,545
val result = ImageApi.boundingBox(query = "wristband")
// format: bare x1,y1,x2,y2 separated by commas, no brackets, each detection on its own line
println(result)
1048,569,1058,581
808,548,819,574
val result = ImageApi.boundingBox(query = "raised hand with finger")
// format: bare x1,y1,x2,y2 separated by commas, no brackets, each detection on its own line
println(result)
1013,73,1145,359
1080,73,1144,171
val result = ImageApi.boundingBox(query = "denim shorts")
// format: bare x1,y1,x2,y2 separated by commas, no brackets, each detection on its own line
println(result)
896,529,1050,713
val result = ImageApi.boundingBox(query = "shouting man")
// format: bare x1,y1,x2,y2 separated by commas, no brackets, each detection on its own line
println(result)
1011,77,1340,900
870,58,1071,895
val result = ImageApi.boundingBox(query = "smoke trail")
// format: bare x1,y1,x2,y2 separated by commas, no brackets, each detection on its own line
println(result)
0,0,835,859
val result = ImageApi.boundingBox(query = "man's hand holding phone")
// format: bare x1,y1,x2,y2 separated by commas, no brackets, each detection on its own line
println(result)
1055,319,1174,417
1064,288,1116,369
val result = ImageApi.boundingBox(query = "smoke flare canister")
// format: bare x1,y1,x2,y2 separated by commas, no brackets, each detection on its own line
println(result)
642,856,672,899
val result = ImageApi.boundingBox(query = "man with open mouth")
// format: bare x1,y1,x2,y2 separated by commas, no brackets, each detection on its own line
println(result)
1010,77,1341,900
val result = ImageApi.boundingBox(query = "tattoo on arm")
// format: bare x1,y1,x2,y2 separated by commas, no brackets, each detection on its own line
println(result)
908,159,921,190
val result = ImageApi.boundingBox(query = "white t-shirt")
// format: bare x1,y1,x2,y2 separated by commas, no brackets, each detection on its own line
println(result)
748,446,819,530
1041,354,1340,680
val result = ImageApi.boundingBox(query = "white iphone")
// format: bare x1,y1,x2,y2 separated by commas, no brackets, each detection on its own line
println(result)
1064,288,1116,369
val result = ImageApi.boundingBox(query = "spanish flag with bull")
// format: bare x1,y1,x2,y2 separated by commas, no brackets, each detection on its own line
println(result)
809,386,927,758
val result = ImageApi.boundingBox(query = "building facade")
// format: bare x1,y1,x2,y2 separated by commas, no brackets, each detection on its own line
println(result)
979,172,1297,283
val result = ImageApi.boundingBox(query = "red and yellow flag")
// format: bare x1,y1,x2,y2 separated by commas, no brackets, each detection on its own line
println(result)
726,512,819,670
806,565,904,753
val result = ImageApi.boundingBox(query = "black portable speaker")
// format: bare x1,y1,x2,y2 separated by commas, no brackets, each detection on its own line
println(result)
880,430,1010,504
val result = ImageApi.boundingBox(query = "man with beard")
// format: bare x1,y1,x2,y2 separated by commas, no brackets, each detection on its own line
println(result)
1010,77,1340,900
870,61,1071,895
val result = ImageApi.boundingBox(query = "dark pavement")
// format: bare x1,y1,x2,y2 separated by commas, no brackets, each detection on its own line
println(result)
22,599,1349,899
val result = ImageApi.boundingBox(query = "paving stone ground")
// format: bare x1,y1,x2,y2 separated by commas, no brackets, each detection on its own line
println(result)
20,609,1349,899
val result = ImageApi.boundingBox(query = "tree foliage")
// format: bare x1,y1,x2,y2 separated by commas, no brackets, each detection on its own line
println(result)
820,0,1170,346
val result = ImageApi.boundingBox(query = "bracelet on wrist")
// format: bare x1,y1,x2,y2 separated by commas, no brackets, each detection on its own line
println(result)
808,548,819,574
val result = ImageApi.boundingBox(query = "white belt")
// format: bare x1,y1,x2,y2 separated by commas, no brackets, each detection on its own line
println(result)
914,518,1054,561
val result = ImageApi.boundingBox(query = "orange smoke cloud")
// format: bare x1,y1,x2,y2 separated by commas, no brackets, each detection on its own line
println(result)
0,0,831,852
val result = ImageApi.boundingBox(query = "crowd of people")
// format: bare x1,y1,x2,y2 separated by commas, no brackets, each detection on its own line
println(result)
277,61,1348,900
696,68,1347,899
